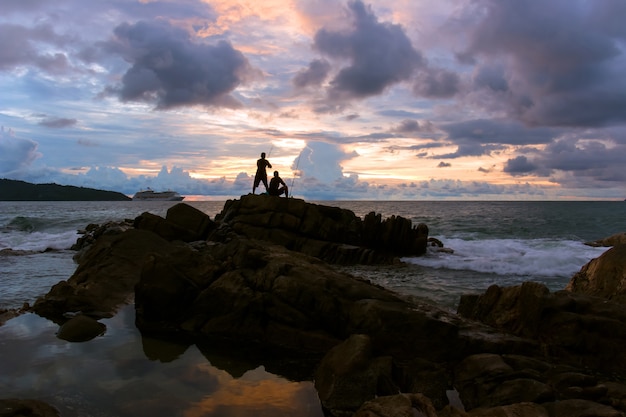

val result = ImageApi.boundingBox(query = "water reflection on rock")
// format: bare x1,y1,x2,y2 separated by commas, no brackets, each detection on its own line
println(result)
0,305,323,417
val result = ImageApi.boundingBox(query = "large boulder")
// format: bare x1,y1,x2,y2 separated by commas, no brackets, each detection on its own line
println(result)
134,203,216,242
566,244,626,303
314,334,396,415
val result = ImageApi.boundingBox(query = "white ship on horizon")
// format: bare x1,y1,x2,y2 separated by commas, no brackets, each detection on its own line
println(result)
132,188,184,201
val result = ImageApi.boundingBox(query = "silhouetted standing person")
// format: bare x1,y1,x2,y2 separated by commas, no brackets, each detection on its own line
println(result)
269,171,289,197
252,152,272,194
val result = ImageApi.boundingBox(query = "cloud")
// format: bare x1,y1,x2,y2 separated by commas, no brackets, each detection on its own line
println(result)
0,127,42,175
0,23,71,74
461,0,626,127
292,59,331,89
311,0,422,104
1,0,46,14
392,119,436,135
412,67,460,98
38,117,77,128
478,165,496,174
438,142,505,159
442,119,557,146
104,20,259,109
504,155,537,175
504,137,626,187
437,161,451,168
293,141,356,183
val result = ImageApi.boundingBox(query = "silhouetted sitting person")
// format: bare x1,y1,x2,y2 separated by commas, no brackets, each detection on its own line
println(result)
268,171,289,197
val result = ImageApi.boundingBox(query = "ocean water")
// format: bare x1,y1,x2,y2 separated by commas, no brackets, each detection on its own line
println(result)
2,200,622,310
1,199,624,416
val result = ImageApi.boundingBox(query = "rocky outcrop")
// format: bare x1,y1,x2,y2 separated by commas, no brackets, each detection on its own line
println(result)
33,203,217,322
31,228,188,322
566,244,626,303
133,235,527,363
214,194,429,263
23,198,626,416
458,281,626,371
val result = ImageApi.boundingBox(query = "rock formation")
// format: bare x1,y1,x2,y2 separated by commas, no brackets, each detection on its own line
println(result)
213,195,429,263
566,244,626,303
585,232,626,247
22,198,626,416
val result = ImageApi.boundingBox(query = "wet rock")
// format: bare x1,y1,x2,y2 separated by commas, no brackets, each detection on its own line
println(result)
32,229,193,321
543,399,624,417
585,232,626,247
314,334,396,415
454,353,554,409
458,282,626,372
56,314,106,342
465,402,548,417
566,244,626,303
353,393,439,417
0,398,60,417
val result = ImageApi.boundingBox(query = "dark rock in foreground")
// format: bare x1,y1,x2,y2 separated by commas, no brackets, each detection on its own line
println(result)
0,398,60,417
24,197,626,416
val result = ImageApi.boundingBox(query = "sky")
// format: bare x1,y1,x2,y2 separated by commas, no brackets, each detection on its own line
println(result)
1,0,626,200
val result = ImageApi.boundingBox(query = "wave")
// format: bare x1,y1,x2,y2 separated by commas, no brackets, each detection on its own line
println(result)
0,230,79,252
403,237,608,278
2,216,50,233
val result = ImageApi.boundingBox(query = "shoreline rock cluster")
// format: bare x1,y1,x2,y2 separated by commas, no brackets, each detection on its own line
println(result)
4,195,626,417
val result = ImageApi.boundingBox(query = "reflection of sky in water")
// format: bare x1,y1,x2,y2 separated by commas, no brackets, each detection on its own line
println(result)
0,306,323,417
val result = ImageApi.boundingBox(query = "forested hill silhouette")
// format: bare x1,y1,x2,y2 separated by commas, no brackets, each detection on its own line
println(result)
0,179,131,201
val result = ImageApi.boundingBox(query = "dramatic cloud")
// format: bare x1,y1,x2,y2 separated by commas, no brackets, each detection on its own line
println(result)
105,20,258,109
311,0,422,103
504,138,626,188
461,0,626,127
1,0,625,200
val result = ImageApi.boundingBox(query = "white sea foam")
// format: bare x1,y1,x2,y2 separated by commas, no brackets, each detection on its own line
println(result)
0,230,80,252
403,237,608,278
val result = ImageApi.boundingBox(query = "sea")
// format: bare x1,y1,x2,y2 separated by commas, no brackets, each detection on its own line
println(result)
1,200,624,416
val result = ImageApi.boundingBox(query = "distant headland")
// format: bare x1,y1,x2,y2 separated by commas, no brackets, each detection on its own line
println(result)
0,179,131,201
